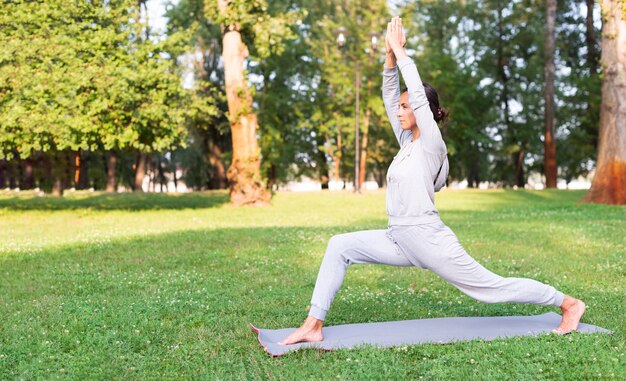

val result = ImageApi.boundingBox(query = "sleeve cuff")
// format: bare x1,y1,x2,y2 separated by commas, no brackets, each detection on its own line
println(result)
383,65,397,75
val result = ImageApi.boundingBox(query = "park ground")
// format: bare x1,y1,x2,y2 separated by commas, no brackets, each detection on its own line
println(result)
0,189,624,379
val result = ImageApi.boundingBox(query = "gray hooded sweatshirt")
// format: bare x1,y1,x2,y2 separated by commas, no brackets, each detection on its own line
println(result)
382,56,449,226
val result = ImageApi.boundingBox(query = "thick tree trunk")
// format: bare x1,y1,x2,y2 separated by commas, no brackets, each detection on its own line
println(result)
544,0,557,188
586,0,598,75
583,0,626,204
105,150,117,193
218,0,270,206
134,151,148,192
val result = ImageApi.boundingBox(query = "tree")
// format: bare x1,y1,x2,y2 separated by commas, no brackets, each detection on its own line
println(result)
583,0,626,204
543,0,557,188
0,0,192,195
209,0,299,206
165,0,229,191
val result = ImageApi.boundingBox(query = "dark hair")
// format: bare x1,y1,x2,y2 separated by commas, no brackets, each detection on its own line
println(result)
401,84,448,124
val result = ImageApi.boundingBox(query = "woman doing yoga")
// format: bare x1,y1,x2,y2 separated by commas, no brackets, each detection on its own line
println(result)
279,16,586,346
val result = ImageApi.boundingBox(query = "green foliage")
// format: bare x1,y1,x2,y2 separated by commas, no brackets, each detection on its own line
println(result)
164,0,230,190
0,0,605,190
0,0,203,160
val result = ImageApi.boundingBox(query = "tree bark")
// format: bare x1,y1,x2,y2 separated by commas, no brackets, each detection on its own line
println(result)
105,150,117,193
21,158,34,190
468,149,480,188
77,151,90,189
514,144,526,188
544,0,558,188
586,0,598,75
316,134,330,189
218,0,270,206
51,151,67,196
496,1,522,187
359,108,370,190
208,141,227,189
73,151,80,188
134,151,148,192
583,0,626,204
326,125,343,189
0,159,5,189
172,159,178,192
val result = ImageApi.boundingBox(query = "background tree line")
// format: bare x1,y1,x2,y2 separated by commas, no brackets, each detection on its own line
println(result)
1,0,623,204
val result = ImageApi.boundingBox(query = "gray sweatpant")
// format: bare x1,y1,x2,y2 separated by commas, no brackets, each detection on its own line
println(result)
308,221,565,321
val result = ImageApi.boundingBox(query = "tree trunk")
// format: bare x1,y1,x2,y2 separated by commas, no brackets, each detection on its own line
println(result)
21,158,34,190
468,151,480,188
327,127,343,189
51,151,67,196
359,108,370,190
586,0,598,75
496,1,519,187
208,141,227,189
134,151,147,192
218,0,270,206
359,60,374,192
157,155,166,192
514,146,525,188
583,0,626,204
72,151,80,188
105,150,117,193
267,163,277,191
0,159,5,189
544,0,557,188
77,151,90,189
316,135,330,189
172,156,178,192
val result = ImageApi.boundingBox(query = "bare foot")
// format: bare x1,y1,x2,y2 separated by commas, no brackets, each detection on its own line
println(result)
278,316,324,345
553,296,586,335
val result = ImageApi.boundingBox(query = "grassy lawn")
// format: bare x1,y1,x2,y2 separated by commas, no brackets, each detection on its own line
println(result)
0,189,624,379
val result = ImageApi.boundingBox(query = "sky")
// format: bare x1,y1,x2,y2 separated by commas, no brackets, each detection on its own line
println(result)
145,0,171,34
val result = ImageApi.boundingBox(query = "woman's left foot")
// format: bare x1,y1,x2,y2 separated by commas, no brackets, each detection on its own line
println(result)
278,315,324,345
553,297,586,335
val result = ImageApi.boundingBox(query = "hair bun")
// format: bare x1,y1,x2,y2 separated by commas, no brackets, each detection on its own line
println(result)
437,107,448,123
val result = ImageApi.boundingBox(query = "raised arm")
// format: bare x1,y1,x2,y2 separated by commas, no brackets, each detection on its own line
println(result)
382,63,411,147
388,17,446,154
382,22,410,147
397,57,446,154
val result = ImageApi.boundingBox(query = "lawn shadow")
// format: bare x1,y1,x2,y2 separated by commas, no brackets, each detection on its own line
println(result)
1,223,622,378
0,191,230,211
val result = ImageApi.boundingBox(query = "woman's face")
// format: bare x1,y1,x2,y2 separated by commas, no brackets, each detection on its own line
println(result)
397,91,417,130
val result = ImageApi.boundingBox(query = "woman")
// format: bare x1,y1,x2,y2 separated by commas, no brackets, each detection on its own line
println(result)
279,17,586,346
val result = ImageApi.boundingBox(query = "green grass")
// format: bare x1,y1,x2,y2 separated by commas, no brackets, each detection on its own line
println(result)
0,189,624,379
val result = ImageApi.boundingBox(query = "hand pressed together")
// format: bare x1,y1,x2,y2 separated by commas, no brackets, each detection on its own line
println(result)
385,16,406,56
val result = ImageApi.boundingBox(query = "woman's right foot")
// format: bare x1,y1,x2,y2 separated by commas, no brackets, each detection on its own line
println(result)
553,296,586,335
278,316,324,345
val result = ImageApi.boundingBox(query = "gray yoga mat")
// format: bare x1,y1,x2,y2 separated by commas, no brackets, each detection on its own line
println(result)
250,312,613,357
